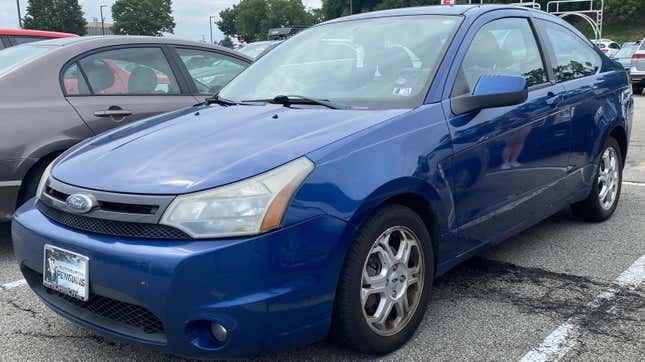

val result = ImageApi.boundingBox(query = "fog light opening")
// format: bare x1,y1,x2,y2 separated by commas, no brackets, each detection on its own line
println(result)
210,322,228,343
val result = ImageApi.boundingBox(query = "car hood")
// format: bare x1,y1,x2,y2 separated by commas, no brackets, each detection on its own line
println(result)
53,104,408,194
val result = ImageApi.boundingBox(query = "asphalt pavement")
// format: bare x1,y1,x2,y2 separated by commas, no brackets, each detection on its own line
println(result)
1,96,644,361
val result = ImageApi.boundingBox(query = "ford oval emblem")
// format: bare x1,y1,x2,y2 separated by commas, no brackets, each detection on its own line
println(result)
65,193,96,213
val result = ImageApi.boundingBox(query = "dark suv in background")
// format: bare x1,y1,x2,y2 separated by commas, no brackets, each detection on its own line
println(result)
0,36,251,221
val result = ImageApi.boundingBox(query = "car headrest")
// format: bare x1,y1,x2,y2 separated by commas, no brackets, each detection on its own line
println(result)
128,66,158,94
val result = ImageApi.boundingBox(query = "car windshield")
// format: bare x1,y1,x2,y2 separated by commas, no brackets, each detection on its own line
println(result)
615,44,638,59
219,15,462,109
0,45,55,77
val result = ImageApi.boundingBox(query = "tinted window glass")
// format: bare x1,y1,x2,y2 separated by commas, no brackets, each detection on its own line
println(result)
10,36,47,45
78,47,180,95
176,48,248,95
0,40,5,50
453,18,547,97
220,15,461,109
537,20,600,82
62,63,90,95
0,45,54,76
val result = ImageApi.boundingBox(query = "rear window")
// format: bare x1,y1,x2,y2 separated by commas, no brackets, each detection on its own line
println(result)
640,42,645,51
0,45,54,77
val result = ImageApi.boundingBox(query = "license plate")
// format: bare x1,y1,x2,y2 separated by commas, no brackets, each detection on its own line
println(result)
43,245,89,302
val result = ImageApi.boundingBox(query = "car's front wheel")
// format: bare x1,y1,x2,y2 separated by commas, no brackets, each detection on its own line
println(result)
572,137,623,221
332,204,434,354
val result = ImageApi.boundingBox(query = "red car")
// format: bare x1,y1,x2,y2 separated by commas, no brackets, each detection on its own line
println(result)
0,29,78,49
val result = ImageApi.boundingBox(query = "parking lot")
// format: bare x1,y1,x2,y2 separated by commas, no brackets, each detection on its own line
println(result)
0,96,643,361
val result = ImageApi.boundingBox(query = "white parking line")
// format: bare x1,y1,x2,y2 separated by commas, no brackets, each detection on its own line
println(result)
519,254,645,362
0,279,26,291
623,181,645,187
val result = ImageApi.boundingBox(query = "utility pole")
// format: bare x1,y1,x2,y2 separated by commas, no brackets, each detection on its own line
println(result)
16,0,22,28
209,16,217,44
349,0,352,15
100,5,108,35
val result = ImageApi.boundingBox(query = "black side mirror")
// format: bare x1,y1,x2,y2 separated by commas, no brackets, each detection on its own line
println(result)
451,75,528,115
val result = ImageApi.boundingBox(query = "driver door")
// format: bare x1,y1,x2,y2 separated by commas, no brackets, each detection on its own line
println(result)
440,16,571,254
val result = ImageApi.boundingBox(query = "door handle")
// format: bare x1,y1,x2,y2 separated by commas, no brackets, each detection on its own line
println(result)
93,109,133,118
546,92,561,107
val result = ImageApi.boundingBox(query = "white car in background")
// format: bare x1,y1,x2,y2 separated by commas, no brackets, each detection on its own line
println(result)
592,39,621,58
630,40,645,95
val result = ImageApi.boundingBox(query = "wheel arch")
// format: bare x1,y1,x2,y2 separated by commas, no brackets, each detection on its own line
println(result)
609,125,628,167
342,177,447,274
15,149,66,208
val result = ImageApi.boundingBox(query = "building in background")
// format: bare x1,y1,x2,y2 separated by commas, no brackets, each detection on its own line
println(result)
86,20,113,36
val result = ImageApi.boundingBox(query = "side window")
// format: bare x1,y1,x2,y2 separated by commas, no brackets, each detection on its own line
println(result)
610,43,620,50
9,36,46,45
77,47,180,95
176,48,248,95
536,20,600,82
62,63,91,95
452,18,547,97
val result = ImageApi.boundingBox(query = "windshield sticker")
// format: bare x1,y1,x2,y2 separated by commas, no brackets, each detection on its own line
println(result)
392,87,412,96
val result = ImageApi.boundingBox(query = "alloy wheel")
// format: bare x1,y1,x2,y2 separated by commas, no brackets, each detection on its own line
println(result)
597,146,620,210
361,226,425,336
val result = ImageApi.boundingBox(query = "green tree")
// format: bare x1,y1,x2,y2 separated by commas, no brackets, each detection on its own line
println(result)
217,0,316,43
218,36,234,48
23,0,87,35
112,0,175,36
605,0,645,26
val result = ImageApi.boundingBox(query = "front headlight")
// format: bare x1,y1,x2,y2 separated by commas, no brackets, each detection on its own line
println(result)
35,159,56,201
160,157,314,238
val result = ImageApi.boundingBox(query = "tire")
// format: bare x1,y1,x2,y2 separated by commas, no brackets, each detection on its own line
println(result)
571,137,622,222
633,84,643,95
332,204,434,354
16,158,54,207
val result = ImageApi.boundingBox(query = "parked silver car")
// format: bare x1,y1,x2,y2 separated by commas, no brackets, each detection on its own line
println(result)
631,40,645,95
0,36,251,221
614,41,640,70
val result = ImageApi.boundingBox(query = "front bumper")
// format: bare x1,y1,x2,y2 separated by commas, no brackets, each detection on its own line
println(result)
12,200,348,358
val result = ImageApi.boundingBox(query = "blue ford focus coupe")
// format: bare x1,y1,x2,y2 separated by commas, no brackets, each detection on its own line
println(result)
12,4,633,359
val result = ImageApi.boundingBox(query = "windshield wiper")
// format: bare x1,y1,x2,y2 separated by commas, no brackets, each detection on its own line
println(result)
204,94,238,106
242,95,351,110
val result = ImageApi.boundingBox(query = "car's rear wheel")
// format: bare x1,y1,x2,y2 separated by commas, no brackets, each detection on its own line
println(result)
572,137,622,222
16,158,54,207
633,84,643,95
332,204,433,354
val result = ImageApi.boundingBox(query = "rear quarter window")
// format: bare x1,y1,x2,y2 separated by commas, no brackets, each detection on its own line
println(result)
535,19,600,82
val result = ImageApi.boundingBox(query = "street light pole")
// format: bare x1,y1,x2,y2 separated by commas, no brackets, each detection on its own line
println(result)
209,16,217,44
16,0,22,28
349,0,352,15
100,5,108,35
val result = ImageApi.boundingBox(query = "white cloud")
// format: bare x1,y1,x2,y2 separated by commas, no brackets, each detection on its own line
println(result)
0,0,322,43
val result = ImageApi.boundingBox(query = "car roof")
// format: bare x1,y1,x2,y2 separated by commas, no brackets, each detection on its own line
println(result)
27,36,253,62
321,4,534,25
0,28,78,38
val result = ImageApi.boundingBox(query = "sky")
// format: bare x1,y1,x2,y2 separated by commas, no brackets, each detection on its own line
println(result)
0,0,323,43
